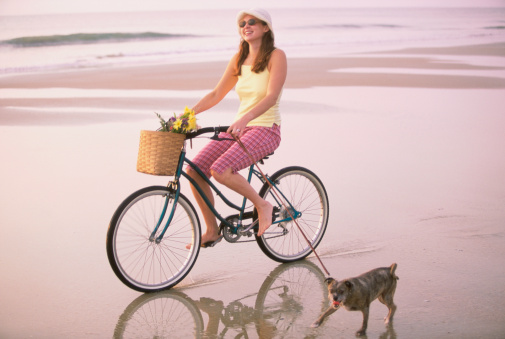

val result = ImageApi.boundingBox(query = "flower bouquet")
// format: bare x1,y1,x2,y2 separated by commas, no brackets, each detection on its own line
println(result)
156,106,198,133
137,107,198,176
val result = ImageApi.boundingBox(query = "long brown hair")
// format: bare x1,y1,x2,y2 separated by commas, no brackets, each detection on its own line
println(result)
235,24,275,76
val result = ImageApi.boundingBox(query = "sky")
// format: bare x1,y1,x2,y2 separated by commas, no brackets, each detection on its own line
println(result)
1,0,504,16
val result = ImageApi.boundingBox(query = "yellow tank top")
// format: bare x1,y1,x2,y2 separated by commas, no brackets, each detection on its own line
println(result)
234,65,282,127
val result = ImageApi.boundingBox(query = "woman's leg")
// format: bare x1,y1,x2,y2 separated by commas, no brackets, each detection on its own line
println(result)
185,135,235,248
186,168,221,248
209,126,281,236
212,168,273,236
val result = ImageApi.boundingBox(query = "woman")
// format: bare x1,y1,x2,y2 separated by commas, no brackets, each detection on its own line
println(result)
186,8,287,248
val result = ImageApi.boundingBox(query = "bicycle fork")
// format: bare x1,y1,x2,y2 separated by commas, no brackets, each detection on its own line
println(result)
149,181,180,244
149,146,187,244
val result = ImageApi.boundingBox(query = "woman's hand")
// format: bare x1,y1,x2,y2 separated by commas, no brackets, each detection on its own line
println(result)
227,118,248,138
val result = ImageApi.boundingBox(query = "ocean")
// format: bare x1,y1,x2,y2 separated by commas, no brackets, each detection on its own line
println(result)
0,7,504,75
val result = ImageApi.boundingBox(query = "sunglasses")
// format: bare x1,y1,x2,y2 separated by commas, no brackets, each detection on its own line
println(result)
239,18,260,28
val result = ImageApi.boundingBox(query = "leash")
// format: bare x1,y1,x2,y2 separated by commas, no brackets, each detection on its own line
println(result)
232,134,331,277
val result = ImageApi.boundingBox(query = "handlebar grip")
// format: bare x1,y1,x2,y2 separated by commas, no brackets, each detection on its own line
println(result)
185,126,230,139
214,126,230,133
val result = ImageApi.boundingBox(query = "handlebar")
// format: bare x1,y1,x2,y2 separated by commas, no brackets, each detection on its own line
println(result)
185,126,231,140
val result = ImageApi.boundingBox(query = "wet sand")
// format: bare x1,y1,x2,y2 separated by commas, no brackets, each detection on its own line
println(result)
1,42,505,338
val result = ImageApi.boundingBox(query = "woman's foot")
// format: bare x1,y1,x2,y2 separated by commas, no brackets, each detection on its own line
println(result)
201,235,223,248
257,200,273,236
186,232,221,250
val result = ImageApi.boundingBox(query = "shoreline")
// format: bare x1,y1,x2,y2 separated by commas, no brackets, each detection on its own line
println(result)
0,41,504,92
1,41,504,126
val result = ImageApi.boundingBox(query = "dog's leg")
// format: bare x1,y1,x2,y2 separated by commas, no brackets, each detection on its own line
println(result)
380,278,397,324
385,302,397,324
356,306,370,336
311,306,338,328
378,293,397,324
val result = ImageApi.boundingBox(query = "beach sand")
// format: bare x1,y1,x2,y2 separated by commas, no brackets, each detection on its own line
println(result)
1,42,504,338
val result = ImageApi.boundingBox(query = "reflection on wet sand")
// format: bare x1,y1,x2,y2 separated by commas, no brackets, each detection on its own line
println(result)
378,323,397,339
113,261,330,338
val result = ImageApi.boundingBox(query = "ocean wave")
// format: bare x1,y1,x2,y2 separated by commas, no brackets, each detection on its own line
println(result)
298,24,403,30
0,32,194,47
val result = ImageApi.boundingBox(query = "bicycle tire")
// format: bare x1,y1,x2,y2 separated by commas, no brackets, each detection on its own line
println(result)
113,290,204,338
106,186,201,292
255,166,329,262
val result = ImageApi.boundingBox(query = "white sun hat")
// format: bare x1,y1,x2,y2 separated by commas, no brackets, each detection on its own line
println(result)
236,8,274,37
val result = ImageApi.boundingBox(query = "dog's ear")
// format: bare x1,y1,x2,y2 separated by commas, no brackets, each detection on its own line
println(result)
344,280,353,289
324,277,336,286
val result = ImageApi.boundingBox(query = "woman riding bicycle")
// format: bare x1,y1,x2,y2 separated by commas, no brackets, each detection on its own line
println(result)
186,8,287,248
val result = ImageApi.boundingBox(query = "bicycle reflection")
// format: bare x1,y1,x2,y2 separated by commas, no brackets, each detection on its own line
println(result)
113,260,328,338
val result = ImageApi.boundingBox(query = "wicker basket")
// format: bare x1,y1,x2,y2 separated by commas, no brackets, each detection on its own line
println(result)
136,130,186,176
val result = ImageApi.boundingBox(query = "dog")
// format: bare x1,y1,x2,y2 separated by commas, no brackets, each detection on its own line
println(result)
311,263,399,336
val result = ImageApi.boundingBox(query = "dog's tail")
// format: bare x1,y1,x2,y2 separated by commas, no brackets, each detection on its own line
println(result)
390,263,399,280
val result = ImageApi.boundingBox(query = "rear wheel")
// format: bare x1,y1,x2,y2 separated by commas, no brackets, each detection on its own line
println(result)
106,186,201,292
255,167,329,262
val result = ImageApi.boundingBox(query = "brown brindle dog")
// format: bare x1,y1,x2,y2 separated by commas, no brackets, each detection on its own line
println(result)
311,263,399,336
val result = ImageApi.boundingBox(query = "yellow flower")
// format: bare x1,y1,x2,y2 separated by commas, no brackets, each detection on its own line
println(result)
187,116,197,131
173,119,182,131
181,106,194,119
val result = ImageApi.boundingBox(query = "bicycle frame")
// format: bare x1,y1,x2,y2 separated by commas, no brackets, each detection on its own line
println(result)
150,140,300,243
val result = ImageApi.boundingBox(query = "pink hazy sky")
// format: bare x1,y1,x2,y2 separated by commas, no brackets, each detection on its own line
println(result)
1,0,504,16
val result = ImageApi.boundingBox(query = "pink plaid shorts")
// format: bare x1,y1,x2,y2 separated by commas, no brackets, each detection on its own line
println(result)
189,124,281,178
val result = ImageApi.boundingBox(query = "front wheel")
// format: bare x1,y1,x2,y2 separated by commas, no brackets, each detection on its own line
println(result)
113,291,204,338
106,186,201,292
256,167,329,262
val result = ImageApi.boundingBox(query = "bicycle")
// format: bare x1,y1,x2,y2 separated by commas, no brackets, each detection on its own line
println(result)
106,126,329,293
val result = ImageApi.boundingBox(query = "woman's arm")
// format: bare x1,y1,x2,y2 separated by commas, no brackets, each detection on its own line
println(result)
192,54,239,114
228,49,287,136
